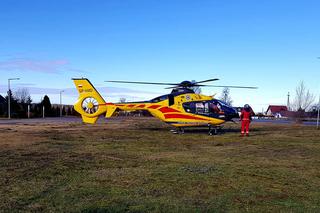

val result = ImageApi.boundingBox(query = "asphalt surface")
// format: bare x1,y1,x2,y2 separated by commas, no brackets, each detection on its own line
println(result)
253,118,318,126
0,116,318,126
0,117,83,125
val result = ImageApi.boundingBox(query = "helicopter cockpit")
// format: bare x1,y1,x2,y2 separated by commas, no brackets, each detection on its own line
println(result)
183,99,238,120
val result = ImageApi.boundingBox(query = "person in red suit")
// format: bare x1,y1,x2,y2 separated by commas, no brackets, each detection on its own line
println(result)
240,104,254,136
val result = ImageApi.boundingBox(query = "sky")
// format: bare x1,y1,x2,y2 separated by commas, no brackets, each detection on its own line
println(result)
0,0,319,112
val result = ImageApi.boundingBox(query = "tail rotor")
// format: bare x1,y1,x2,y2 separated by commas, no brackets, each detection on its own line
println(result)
73,78,107,124
82,97,99,114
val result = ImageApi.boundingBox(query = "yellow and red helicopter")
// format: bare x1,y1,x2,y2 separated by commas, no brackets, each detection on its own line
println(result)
72,78,257,134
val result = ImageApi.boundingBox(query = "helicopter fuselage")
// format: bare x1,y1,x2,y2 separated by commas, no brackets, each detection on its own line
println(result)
104,89,239,127
72,78,239,127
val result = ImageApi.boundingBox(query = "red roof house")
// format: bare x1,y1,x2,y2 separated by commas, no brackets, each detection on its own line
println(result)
266,105,288,117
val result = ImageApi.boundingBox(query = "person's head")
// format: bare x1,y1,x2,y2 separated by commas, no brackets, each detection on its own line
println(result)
244,104,250,109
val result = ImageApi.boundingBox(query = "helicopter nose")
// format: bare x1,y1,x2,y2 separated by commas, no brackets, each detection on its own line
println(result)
226,106,239,119
233,109,239,118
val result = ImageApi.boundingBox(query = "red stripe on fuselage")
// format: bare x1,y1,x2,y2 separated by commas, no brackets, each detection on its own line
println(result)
148,105,161,109
164,113,209,121
159,107,180,113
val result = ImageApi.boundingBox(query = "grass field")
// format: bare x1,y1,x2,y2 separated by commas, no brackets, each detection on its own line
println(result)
1,117,320,212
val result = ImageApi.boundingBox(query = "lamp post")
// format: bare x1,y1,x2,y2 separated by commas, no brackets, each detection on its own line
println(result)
317,95,320,130
317,57,320,129
60,90,64,117
8,78,20,119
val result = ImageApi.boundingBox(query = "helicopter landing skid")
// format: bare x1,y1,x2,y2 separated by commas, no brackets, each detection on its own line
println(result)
169,125,223,135
170,127,185,134
208,125,222,136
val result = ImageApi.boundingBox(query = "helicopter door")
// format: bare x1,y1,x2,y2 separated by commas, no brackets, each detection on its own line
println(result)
168,94,174,106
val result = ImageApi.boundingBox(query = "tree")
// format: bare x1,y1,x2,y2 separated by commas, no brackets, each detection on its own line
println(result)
12,88,32,118
0,95,7,116
67,107,72,116
119,98,126,103
292,81,315,111
62,106,66,116
191,80,201,94
32,104,43,117
5,90,19,117
41,95,52,116
14,88,32,104
219,87,233,106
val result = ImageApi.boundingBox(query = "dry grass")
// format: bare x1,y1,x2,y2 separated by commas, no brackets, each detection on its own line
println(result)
0,117,320,212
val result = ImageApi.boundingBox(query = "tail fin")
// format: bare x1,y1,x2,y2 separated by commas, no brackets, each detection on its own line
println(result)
73,78,107,124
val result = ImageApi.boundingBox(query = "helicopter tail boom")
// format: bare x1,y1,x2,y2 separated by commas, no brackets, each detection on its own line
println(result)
73,78,107,124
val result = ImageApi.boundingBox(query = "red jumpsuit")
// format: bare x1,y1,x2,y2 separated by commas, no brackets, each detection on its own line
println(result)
240,109,253,136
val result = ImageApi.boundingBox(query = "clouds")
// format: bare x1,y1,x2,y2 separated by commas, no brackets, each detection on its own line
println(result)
0,54,162,104
0,58,84,74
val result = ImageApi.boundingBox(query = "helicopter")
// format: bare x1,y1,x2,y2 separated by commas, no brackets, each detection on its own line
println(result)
72,78,257,134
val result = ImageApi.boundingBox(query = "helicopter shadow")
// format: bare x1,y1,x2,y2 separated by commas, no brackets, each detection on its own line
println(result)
141,125,268,135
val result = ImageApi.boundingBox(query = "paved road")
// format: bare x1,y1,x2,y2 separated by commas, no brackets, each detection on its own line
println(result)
253,118,318,126
0,117,83,125
0,117,318,126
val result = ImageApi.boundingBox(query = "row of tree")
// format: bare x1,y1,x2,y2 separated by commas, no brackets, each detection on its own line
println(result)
0,88,76,118
219,81,318,112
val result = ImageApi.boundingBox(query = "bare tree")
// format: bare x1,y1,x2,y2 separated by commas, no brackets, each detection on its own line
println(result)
293,81,315,111
119,98,126,103
14,88,32,104
191,80,202,94
219,87,233,106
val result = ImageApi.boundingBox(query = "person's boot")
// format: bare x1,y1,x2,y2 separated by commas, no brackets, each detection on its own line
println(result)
246,133,249,137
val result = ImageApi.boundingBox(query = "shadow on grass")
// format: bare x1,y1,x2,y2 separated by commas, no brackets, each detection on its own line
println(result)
140,125,269,136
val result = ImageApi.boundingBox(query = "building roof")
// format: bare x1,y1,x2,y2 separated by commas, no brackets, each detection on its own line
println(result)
0,95,6,104
266,105,288,113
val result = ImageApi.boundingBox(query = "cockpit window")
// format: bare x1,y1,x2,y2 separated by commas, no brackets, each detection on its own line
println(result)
182,99,237,120
168,94,174,106
183,100,229,117
216,100,229,106
183,101,211,114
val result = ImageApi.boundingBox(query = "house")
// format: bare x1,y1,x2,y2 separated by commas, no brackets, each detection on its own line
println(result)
266,105,288,118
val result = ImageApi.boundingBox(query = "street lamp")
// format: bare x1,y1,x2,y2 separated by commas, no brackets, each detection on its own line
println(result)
60,90,64,117
317,96,320,130
8,78,20,119
317,57,320,129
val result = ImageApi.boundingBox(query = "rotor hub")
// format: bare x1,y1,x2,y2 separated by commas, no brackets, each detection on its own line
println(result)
180,80,193,87
87,102,94,109
82,97,99,114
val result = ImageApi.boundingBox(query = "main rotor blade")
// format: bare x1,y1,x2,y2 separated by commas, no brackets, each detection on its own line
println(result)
202,85,258,89
165,86,179,89
165,85,204,89
195,78,219,84
164,86,204,89
105,80,178,86
165,84,258,89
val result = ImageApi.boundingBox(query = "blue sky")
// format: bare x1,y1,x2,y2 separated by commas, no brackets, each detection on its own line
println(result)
0,0,319,111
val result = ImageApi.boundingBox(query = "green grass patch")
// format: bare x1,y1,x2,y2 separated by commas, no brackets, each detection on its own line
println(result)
0,118,320,212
